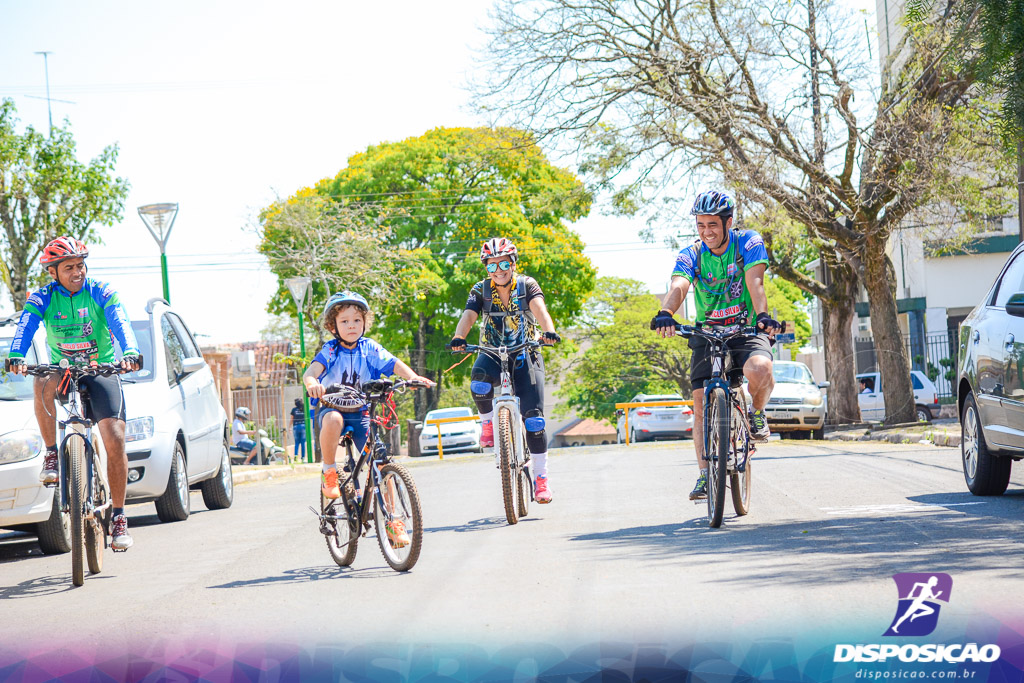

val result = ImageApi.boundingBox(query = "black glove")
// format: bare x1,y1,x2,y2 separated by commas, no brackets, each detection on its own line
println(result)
123,353,144,371
5,357,26,373
756,312,781,333
449,336,467,351
650,310,678,331
542,331,561,345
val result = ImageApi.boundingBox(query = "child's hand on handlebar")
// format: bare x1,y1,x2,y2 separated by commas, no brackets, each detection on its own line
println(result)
305,379,325,399
407,374,436,388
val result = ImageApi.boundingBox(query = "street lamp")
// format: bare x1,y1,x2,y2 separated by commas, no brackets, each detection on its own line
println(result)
285,276,314,463
138,203,179,303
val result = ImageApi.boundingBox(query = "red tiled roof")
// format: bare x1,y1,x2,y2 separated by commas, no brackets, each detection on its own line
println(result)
557,418,616,437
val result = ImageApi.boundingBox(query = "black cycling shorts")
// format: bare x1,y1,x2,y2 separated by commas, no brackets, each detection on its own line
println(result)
56,374,126,422
689,334,773,388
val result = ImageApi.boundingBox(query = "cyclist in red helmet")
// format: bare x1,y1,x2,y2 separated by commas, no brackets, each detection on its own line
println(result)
450,238,561,503
7,236,143,551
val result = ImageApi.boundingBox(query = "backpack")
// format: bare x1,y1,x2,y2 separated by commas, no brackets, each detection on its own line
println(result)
691,230,745,283
480,275,538,326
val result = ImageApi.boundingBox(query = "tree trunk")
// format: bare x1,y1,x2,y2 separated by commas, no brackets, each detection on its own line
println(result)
412,316,432,421
821,263,861,425
861,241,916,424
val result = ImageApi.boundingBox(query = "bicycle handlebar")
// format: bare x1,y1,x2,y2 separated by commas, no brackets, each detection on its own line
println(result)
674,321,761,343
320,378,429,408
445,340,542,356
13,361,135,378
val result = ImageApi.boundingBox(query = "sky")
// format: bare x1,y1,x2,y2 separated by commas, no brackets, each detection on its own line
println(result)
0,0,875,344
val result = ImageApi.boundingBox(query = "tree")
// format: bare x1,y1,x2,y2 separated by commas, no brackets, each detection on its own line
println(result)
316,127,596,418
478,0,1014,423
0,99,129,309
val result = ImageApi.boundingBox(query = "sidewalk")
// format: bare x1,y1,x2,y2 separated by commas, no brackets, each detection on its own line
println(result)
229,451,487,485
825,419,962,448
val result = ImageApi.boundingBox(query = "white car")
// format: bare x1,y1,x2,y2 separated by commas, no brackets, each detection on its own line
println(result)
119,298,233,521
0,316,77,554
763,361,828,439
418,406,482,456
616,393,694,443
856,370,938,423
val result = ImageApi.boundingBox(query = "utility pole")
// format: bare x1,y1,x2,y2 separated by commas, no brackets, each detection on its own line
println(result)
34,51,53,135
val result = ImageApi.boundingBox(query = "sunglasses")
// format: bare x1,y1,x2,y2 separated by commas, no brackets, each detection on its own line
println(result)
486,261,513,273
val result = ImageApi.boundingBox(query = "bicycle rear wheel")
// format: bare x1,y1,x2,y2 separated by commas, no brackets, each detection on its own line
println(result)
65,434,86,586
497,407,519,525
373,463,423,572
705,387,729,529
730,401,753,516
517,461,531,518
85,449,109,575
323,484,358,567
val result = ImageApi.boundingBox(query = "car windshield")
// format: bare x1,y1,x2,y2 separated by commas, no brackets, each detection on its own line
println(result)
116,322,155,382
773,363,814,384
0,336,38,401
425,408,473,422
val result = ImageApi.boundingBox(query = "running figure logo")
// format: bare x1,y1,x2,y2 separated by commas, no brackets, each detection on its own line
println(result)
883,573,952,636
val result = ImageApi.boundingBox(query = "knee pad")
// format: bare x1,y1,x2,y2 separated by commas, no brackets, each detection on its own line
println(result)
470,380,493,400
524,415,546,432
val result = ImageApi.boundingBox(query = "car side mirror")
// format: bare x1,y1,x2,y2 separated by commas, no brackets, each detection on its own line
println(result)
1007,292,1024,318
181,357,206,374
615,409,624,417
817,381,830,389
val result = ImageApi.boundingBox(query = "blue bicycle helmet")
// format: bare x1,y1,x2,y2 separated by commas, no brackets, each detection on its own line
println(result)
322,291,369,319
690,190,735,219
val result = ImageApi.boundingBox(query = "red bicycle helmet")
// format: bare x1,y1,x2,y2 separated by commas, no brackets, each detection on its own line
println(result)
480,237,518,264
40,236,89,266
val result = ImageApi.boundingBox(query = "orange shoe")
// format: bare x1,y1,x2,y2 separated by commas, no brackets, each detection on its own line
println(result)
385,519,410,548
321,468,340,499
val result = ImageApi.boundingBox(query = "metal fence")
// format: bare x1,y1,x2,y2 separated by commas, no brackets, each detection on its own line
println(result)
231,385,286,443
854,329,958,399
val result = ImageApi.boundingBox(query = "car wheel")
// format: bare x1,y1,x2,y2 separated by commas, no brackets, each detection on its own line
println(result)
916,405,932,423
961,392,1011,496
629,428,642,444
155,441,190,522
200,439,234,510
35,487,71,555
811,427,824,440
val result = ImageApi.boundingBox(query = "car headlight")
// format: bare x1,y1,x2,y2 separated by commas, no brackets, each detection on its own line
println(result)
804,393,823,406
0,431,44,465
125,417,155,443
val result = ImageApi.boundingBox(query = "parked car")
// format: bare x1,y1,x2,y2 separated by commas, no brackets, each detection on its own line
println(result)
956,241,1024,496
762,361,828,439
0,316,76,554
616,393,693,443
856,370,938,423
418,406,482,456
118,298,233,521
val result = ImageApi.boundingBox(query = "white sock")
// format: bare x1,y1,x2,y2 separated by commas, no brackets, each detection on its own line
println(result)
322,463,337,474
533,451,548,478
479,411,493,424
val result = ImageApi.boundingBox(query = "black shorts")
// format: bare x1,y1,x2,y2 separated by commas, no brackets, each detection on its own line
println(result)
57,374,126,422
689,334,773,387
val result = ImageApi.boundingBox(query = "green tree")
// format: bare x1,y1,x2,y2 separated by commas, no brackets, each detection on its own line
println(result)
317,127,596,418
558,278,689,422
0,99,129,309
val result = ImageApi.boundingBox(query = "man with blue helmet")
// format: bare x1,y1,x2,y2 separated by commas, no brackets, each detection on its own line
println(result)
650,190,780,501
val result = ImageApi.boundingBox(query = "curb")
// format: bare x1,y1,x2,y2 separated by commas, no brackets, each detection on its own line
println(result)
826,428,961,448
231,463,321,485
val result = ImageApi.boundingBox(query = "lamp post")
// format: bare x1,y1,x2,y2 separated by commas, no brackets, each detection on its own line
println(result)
285,276,313,463
138,203,179,303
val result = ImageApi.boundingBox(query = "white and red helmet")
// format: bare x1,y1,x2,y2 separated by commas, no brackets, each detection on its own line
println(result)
480,237,518,264
40,236,89,267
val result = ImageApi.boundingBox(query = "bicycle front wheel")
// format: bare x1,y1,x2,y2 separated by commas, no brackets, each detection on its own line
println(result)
85,449,109,575
65,434,86,586
730,402,753,516
497,407,519,525
705,387,729,529
373,463,423,572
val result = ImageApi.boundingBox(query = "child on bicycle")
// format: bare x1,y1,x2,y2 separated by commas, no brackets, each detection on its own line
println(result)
303,291,433,546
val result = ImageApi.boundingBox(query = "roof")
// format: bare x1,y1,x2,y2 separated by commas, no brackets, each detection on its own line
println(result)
556,418,616,437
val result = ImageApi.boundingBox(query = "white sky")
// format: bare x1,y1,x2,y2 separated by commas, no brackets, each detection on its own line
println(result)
1,0,875,343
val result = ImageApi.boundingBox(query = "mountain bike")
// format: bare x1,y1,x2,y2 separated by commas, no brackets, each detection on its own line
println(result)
15,359,128,586
675,322,761,528
448,340,541,525
310,378,427,572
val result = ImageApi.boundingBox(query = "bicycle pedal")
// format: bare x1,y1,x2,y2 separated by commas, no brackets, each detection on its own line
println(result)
112,547,128,553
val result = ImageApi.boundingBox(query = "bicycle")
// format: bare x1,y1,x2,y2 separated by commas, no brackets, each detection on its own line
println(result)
310,378,427,572
447,340,541,525
675,321,762,528
12,358,131,586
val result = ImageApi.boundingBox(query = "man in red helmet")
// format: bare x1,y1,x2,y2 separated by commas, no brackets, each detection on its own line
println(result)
450,237,561,504
7,236,142,551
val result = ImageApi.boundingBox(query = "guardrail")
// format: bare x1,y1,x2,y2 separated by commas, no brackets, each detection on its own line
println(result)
423,415,481,460
614,400,695,446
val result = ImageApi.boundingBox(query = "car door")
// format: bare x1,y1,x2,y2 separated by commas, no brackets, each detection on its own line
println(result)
167,313,223,466
994,255,1024,448
857,373,882,421
161,315,212,477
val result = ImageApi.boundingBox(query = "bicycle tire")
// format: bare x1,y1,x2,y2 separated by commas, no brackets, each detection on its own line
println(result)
373,463,423,572
497,407,518,525
517,462,531,518
66,434,86,586
85,450,108,575
730,401,753,516
705,387,729,529
323,484,359,567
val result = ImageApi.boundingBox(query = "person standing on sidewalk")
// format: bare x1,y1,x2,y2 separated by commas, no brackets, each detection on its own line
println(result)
290,398,307,461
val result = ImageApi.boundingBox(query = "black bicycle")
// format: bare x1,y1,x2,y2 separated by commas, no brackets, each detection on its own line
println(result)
13,359,130,585
310,378,427,572
675,322,760,528
447,340,541,525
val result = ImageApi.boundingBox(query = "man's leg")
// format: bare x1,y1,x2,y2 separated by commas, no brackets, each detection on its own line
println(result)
98,417,128,508
742,350,775,441
88,375,133,551
33,377,59,484
688,340,712,500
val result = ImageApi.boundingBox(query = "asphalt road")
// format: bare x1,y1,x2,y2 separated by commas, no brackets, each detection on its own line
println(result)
1,439,1022,654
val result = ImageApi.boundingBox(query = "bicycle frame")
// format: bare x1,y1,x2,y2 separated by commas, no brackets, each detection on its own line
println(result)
56,385,109,527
